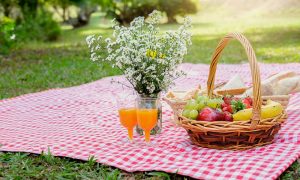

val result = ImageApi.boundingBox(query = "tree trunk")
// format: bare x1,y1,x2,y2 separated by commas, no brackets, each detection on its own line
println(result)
3,1,12,17
62,7,67,22
4,8,10,17
70,6,96,28
167,15,177,24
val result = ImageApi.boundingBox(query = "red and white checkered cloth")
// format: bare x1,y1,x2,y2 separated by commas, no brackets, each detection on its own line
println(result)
1,63,300,180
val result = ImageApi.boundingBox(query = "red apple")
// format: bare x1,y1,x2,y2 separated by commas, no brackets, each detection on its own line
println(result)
197,107,225,122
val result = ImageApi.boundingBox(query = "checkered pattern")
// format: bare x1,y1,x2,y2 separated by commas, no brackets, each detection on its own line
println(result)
1,63,300,180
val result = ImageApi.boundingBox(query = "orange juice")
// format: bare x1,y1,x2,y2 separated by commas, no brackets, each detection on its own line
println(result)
119,108,137,140
136,109,158,142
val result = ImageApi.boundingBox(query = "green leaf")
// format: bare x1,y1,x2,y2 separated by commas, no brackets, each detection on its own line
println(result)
148,171,171,180
231,100,245,112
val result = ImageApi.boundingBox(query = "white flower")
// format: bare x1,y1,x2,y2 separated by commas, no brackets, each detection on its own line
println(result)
95,45,101,50
147,10,162,24
86,35,95,45
91,52,100,61
105,38,111,43
136,74,142,81
10,34,16,40
86,10,192,96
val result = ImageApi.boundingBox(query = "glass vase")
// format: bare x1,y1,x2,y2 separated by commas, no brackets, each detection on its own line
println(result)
135,94,162,135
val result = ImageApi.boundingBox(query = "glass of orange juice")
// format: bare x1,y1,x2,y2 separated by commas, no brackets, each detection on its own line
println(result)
136,98,158,142
115,92,137,142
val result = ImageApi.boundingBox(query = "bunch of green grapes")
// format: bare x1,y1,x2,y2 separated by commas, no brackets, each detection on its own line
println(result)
182,95,223,119
182,95,208,119
207,98,223,109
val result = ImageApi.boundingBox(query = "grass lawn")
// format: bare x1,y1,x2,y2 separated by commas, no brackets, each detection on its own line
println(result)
1,1,300,179
0,151,188,179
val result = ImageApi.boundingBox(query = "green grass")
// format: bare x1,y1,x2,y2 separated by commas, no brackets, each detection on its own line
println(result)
0,46,118,99
0,151,299,179
280,160,300,180
0,151,188,180
1,2,300,179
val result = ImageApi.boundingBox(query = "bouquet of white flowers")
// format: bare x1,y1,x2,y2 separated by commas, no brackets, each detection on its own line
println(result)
86,10,192,97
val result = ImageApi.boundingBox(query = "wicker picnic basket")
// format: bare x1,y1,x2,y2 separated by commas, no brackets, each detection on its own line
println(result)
167,32,288,150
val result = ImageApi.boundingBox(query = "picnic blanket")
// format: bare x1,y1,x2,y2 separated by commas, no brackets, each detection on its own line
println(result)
1,63,300,180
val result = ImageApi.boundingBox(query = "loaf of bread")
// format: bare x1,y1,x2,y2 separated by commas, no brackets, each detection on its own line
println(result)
273,76,300,95
220,74,246,90
215,75,247,95
243,71,300,96
166,86,200,101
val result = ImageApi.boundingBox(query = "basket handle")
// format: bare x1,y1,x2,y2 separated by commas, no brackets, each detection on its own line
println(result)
207,33,262,128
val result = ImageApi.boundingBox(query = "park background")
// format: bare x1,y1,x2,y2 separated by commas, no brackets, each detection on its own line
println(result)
1,0,300,179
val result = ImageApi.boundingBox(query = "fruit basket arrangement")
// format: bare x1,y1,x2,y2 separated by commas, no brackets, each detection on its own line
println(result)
165,33,288,150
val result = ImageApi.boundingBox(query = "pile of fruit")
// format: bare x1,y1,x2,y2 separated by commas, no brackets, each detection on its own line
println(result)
182,95,283,122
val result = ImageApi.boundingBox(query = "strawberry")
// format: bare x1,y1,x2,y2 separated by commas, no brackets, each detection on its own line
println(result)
243,100,252,108
223,96,232,105
222,103,236,113
227,105,236,113
221,102,228,109
233,97,241,101
242,97,253,108
243,97,253,105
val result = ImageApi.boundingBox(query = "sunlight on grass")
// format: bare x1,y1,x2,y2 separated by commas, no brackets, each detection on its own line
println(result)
88,12,113,28
79,29,112,36
258,46,300,63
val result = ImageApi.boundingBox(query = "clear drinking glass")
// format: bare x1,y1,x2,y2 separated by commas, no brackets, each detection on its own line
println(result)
114,91,137,142
136,98,159,142
135,95,162,135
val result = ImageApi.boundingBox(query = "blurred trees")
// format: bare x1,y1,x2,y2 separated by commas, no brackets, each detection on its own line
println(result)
159,0,198,23
0,0,98,28
1,0,18,17
1,0,199,28
98,0,199,24
18,0,39,16
67,0,97,28
49,0,97,28
0,0,62,54
50,0,72,22
98,0,158,25
0,16,16,54
0,0,199,54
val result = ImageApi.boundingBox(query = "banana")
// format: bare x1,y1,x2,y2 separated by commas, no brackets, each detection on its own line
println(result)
233,100,283,121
